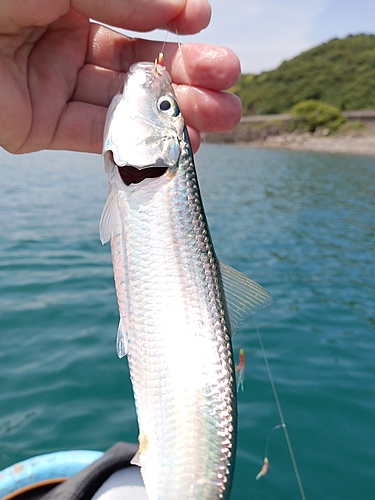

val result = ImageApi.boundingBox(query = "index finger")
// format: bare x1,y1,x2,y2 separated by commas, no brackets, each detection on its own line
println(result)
72,0,211,35
86,24,241,91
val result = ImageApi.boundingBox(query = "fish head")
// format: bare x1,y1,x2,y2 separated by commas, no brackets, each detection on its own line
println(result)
103,62,185,185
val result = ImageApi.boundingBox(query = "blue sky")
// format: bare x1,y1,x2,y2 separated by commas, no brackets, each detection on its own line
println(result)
121,0,375,74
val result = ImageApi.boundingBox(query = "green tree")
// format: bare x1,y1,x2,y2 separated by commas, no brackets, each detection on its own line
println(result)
291,100,346,132
232,34,375,114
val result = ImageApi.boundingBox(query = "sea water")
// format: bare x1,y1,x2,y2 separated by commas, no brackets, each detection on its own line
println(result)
0,145,374,500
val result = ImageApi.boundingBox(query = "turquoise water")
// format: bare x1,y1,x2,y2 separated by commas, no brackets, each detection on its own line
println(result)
0,145,374,499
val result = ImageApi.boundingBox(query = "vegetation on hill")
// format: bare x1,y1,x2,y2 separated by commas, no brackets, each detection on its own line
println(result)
291,100,346,132
232,34,375,115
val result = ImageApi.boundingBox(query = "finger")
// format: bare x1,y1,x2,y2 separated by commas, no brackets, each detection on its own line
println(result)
47,101,203,154
48,101,106,154
72,0,210,34
186,126,201,153
0,0,69,30
167,43,241,90
175,86,242,133
134,40,241,91
72,64,126,107
86,25,241,91
73,55,240,110
166,0,211,34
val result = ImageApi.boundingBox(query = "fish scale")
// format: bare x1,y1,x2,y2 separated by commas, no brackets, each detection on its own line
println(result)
100,61,272,500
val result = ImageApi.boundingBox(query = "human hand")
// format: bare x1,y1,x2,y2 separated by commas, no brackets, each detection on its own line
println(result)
0,0,241,155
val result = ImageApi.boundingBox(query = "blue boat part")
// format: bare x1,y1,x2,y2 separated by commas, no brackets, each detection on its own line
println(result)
0,450,103,498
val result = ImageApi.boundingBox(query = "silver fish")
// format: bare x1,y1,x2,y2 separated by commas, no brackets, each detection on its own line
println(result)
100,61,272,500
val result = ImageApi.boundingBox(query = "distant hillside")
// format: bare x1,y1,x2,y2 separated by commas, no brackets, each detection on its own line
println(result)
233,34,375,115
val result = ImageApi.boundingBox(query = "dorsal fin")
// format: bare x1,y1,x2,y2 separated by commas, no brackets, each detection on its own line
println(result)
219,261,273,333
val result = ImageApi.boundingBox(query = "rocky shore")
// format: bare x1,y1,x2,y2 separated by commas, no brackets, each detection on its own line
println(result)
250,132,375,156
204,118,375,157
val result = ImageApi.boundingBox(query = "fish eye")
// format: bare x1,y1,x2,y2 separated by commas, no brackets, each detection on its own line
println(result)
159,100,171,111
157,96,180,117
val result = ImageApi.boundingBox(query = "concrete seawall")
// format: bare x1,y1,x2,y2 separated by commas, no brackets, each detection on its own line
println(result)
204,111,375,156
240,110,375,130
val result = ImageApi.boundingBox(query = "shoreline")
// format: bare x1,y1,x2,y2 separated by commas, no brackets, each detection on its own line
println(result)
247,132,375,156
204,122,375,157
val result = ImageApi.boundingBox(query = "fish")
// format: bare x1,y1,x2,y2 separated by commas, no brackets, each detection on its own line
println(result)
100,58,272,500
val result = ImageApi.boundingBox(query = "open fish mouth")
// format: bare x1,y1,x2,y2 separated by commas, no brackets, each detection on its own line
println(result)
117,164,168,186
108,152,169,186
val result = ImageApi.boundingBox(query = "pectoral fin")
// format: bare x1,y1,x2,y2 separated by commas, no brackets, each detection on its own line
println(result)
116,317,128,358
99,189,122,244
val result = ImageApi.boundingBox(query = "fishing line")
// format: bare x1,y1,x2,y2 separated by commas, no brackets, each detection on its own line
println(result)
263,424,285,459
160,29,169,57
173,30,306,498
173,24,193,94
254,318,307,500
